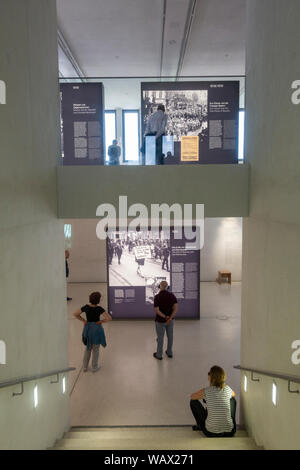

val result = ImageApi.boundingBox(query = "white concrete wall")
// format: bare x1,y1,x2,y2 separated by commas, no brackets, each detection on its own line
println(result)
0,0,69,449
65,219,106,282
241,0,300,450
64,218,242,283
58,164,249,218
201,218,242,281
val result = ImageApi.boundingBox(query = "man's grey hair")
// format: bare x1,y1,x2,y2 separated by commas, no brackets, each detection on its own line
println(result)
160,280,168,290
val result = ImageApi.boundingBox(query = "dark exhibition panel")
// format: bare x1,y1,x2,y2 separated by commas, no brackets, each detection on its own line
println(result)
107,228,200,319
141,81,240,165
60,83,105,165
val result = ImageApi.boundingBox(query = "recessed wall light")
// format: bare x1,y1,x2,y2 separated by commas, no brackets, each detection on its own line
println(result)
34,385,38,408
272,383,277,406
244,375,248,392
62,376,66,394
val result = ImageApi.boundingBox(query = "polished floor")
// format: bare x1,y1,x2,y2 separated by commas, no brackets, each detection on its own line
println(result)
67,282,241,427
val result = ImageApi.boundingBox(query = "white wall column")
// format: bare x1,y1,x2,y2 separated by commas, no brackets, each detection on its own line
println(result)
0,0,69,449
241,0,300,450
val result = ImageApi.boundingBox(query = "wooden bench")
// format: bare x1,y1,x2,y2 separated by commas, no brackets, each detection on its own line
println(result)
217,270,232,285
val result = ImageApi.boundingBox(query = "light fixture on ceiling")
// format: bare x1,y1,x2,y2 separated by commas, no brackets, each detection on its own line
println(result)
168,39,177,45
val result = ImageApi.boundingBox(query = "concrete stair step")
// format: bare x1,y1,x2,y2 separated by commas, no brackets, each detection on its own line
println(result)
52,426,261,450
53,436,259,450
64,428,248,439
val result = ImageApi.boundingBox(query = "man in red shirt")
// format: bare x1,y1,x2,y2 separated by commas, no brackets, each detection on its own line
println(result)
153,281,178,360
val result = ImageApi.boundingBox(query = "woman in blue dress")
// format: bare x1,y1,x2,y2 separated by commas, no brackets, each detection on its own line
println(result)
74,291,112,372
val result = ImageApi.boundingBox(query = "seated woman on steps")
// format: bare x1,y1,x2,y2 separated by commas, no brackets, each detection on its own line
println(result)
190,365,236,437
73,291,112,373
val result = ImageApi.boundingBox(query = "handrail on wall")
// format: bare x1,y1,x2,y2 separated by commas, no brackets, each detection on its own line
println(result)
0,367,76,397
234,365,300,394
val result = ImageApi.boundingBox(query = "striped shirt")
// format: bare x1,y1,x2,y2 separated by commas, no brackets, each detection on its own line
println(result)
204,385,234,434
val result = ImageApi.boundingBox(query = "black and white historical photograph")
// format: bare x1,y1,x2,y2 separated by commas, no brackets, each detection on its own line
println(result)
143,89,208,142
107,230,171,300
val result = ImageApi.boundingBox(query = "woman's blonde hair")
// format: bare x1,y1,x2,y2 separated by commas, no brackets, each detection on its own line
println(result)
209,366,226,389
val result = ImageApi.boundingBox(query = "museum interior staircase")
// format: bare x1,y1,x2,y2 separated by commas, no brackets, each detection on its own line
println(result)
51,426,262,450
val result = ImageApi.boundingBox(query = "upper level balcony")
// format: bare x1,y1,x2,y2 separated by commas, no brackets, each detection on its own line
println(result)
57,163,248,218
58,76,248,219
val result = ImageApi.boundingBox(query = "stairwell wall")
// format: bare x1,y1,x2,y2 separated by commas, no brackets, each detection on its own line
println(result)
241,0,300,450
0,0,69,449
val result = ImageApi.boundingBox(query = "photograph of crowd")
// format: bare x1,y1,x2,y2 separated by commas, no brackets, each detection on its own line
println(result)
107,230,171,303
143,89,208,142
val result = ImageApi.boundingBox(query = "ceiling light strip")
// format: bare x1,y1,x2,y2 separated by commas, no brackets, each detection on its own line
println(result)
160,0,167,79
57,29,86,81
58,75,245,80
175,0,198,79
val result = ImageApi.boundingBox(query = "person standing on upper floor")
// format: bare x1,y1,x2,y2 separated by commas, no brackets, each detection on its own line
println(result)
144,104,168,165
190,365,237,437
108,139,121,165
153,281,177,360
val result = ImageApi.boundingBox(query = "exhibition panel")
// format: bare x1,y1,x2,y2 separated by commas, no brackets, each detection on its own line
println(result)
107,228,200,319
59,76,244,166
60,83,105,165
141,81,239,164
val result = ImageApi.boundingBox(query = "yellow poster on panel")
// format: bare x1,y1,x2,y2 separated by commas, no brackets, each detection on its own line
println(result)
180,136,199,161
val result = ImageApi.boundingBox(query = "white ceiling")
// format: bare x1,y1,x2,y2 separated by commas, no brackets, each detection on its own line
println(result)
182,0,246,76
56,0,246,78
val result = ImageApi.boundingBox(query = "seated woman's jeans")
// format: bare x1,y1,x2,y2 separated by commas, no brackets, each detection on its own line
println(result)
190,397,237,437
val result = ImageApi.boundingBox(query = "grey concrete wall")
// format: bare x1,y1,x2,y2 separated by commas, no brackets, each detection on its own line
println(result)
241,0,300,449
0,0,69,449
57,164,249,218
